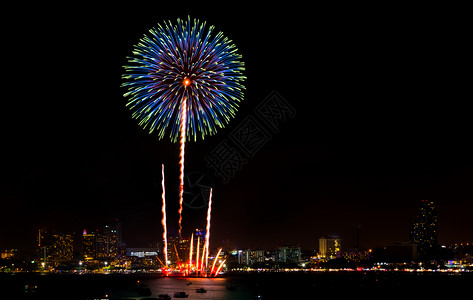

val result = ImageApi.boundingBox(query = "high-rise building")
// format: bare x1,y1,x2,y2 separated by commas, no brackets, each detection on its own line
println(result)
37,227,52,268
37,228,74,267
167,234,192,265
116,219,123,250
37,228,72,268
276,246,301,263
409,199,438,260
238,249,265,266
0,249,17,259
81,221,122,261
167,234,179,265
319,235,342,259
50,233,74,266
82,229,96,260
37,227,49,248
96,224,119,260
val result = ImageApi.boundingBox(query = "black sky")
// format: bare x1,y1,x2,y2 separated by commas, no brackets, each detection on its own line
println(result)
1,4,471,253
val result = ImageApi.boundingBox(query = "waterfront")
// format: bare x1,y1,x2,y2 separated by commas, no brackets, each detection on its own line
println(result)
1,271,471,299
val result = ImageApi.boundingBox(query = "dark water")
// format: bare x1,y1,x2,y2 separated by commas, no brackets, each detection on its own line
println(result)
1,272,471,299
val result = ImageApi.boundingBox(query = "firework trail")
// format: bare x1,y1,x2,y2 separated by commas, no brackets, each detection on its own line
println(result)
214,259,227,276
122,17,243,276
174,244,182,267
210,248,222,276
178,98,187,238
178,98,187,237
156,257,166,269
200,244,207,274
196,236,200,273
204,188,213,270
161,164,168,267
122,17,245,239
189,233,194,269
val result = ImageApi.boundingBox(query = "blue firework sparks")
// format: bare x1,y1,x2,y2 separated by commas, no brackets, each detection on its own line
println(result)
122,17,246,142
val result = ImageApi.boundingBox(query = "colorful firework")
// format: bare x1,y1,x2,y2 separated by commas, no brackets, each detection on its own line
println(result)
122,17,246,238
122,17,240,277
122,16,246,142
157,178,223,276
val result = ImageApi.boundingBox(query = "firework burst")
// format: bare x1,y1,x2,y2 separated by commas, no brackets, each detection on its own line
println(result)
122,16,245,238
122,16,246,142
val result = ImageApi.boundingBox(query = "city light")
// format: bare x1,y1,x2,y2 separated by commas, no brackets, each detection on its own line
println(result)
2,199,471,275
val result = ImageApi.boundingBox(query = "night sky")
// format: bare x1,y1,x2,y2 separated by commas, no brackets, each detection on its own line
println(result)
2,4,471,253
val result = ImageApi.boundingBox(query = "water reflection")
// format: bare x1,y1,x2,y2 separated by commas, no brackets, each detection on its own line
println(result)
141,277,252,300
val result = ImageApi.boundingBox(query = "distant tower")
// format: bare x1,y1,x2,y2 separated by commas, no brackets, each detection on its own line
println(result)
37,227,51,268
409,200,438,260
116,219,123,249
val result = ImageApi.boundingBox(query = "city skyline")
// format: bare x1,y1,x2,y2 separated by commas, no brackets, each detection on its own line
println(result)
1,198,472,276
2,4,472,254
5,199,468,258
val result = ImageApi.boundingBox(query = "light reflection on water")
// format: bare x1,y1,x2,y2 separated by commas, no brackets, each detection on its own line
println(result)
2,272,471,299
142,277,253,300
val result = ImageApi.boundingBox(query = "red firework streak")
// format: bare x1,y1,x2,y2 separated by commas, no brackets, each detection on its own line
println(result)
161,164,168,267
188,233,194,272
196,236,200,274
178,98,187,239
160,126,223,276
210,248,222,276
214,259,227,276
204,188,213,271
